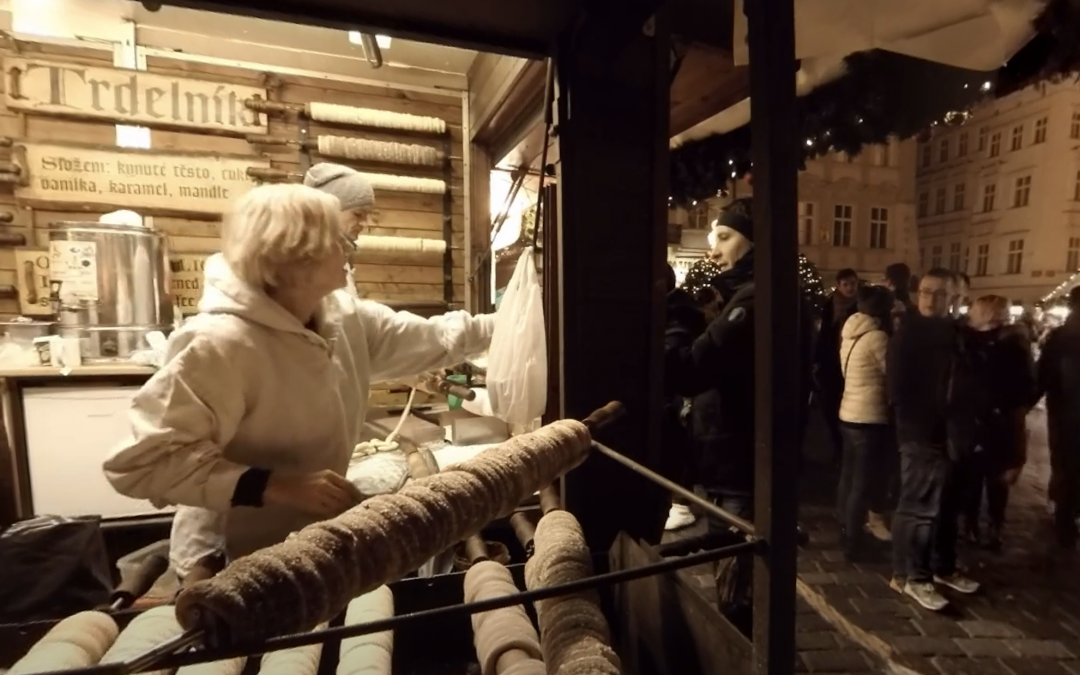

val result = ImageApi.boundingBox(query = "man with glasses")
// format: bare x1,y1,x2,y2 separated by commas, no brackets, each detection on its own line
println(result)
887,268,979,611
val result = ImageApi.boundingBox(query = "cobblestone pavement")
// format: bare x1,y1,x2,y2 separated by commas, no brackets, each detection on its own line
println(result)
664,407,1080,675
796,408,1080,675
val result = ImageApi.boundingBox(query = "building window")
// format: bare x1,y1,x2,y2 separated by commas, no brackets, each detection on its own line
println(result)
958,132,968,157
832,204,853,247
975,243,989,276
1034,117,1048,144
920,248,926,270
917,191,929,218
953,183,966,211
1010,124,1024,151
1013,175,1032,207
689,203,711,229
1072,112,1080,139
873,142,891,167
1006,239,1024,274
931,244,943,269
935,187,947,215
982,183,997,212
798,202,815,245
939,139,950,163
949,242,961,271
989,132,1001,157
963,246,970,273
1068,237,1080,272
977,127,988,151
869,207,888,249
919,144,932,169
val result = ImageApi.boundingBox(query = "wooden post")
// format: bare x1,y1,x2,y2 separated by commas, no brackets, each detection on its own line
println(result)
745,1,800,674
555,8,671,552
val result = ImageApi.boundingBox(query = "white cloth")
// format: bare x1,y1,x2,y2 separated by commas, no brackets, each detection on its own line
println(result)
102,254,494,577
838,312,890,425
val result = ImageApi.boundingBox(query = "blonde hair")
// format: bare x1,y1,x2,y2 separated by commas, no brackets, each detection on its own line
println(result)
222,183,342,289
968,294,1009,329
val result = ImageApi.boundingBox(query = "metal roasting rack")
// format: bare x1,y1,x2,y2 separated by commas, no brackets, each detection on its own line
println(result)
20,401,762,675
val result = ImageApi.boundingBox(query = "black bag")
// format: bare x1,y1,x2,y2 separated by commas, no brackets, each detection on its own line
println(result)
0,515,113,622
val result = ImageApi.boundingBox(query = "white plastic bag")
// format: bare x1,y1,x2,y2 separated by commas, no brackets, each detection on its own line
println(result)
487,247,547,424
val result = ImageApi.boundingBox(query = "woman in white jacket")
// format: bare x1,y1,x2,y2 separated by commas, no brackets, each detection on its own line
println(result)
103,184,495,579
836,285,895,560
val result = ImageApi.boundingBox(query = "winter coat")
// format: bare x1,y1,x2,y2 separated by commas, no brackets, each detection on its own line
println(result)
666,282,814,495
815,292,858,388
838,313,889,425
103,254,494,576
886,314,977,457
967,325,1033,468
1037,315,1080,473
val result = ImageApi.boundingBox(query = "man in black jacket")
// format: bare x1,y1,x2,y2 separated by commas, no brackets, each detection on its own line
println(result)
1036,286,1080,548
888,268,979,612
816,268,860,459
665,198,815,629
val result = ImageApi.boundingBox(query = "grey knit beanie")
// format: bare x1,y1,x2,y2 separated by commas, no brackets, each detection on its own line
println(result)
303,162,375,212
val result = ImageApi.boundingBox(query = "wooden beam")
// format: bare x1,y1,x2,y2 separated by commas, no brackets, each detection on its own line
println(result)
469,55,547,155
670,45,749,137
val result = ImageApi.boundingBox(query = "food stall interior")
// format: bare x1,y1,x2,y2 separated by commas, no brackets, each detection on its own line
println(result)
0,0,804,674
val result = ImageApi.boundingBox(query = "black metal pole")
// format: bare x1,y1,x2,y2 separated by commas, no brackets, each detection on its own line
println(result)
745,1,800,675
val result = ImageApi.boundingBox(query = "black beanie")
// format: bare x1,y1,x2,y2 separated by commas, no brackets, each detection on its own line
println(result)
716,198,754,243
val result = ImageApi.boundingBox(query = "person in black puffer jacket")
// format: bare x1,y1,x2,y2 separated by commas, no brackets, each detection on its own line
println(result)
665,198,815,633
961,294,1034,550
663,264,706,531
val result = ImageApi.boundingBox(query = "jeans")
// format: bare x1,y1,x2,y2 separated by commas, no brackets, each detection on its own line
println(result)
890,442,961,582
960,450,1010,529
837,423,892,552
703,489,753,534
704,489,753,634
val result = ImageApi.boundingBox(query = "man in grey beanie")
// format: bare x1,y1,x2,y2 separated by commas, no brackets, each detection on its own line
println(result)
304,162,376,297
304,162,376,239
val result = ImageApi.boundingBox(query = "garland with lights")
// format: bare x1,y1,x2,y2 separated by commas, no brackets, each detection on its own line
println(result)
680,253,826,317
669,0,1080,206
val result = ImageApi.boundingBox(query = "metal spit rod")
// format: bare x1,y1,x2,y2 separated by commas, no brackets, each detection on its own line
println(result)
30,401,759,675
36,539,759,675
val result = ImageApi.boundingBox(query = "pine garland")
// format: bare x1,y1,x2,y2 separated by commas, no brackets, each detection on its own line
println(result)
670,0,1080,206
678,253,826,316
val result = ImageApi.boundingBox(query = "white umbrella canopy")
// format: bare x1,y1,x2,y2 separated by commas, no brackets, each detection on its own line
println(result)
732,0,1043,69
672,0,1045,147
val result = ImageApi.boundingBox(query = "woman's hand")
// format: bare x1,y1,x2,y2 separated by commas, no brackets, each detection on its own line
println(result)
1002,468,1022,486
263,470,364,518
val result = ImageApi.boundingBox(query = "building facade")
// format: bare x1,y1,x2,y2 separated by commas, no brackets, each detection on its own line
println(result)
915,81,1080,303
670,139,919,285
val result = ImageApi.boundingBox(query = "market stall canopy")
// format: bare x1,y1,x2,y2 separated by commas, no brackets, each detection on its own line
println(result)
675,0,1044,146
146,0,661,57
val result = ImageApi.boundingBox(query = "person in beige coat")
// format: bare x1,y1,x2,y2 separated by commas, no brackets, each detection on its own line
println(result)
836,285,895,560
103,184,495,579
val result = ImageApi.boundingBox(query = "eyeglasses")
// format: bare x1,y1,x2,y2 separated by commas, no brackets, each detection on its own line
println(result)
917,288,949,299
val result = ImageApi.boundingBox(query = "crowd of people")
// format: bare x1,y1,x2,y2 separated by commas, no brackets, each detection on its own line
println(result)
664,198,1080,618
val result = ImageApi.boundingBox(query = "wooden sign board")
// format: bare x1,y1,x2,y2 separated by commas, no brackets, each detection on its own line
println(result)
14,248,52,316
6,58,267,133
16,143,270,214
170,252,212,315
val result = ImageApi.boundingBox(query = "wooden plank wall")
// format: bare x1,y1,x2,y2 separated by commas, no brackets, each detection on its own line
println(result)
0,39,466,318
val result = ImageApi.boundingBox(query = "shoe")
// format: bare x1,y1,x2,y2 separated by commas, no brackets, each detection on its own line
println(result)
933,572,980,594
904,581,950,611
889,576,905,594
665,504,696,531
865,512,892,542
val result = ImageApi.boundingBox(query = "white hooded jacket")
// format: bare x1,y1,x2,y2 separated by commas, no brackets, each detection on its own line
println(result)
838,312,889,425
103,254,493,573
